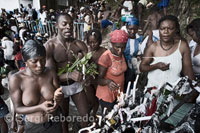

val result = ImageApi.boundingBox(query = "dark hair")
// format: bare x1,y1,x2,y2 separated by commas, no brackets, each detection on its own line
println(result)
186,18,200,40
56,13,72,23
86,29,102,45
158,15,180,35
22,40,46,62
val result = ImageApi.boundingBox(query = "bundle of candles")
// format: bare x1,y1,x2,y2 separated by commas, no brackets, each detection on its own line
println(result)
78,76,200,133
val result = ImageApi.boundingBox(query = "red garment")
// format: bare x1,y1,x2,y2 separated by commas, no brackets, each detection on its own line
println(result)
14,52,23,61
96,50,127,103
146,87,157,116
110,30,128,43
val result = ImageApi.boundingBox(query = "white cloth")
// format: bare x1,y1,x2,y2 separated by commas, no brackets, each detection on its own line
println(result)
40,12,47,25
147,40,182,88
121,1,134,16
189,40,197,50
11,26,18,34
191,44,200,75
84,15,91,32
121,26,141,39
138,0,148,6
1,40,14,60
61,82,83,98
141,29,160,54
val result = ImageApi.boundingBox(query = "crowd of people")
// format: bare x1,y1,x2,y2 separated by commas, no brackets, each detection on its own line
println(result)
0,0,200,132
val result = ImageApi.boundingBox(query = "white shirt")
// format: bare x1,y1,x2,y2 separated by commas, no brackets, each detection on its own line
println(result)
1,40,14,60
121,1,134,16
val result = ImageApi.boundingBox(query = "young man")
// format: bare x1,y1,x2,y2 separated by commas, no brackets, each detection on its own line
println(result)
44,13,89,133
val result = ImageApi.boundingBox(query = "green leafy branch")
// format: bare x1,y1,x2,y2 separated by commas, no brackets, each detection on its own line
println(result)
58,52,99,79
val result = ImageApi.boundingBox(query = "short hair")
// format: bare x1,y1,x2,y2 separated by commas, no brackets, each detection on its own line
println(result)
56,13,72,23
158,15,180,35
186,18,200,40
86,29,102,45
22,40,46,62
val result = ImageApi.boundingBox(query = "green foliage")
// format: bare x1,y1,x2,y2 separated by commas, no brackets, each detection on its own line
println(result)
58,52,98,78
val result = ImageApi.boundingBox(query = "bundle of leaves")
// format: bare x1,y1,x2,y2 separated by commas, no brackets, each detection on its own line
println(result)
58,52,98,79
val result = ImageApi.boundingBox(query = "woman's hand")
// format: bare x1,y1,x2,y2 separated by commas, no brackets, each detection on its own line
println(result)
40,101,55,113
54,87,63,104
156,62,170,71
107,80,120,91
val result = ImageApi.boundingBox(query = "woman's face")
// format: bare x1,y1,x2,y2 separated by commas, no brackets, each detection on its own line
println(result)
188,28,199,43
26,56,46,75
88,35,99,51
111,42,126,57
159,20,176,43
127,25,138,39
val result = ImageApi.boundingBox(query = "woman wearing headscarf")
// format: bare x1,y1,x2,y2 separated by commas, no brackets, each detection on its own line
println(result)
123,17,141,89
96,30,128,111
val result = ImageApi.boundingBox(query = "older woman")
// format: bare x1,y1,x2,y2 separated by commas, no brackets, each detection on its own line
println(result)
140,15,195,117
140,15,194,88
96,30,128,111
9,40,63,133
186,18,200,79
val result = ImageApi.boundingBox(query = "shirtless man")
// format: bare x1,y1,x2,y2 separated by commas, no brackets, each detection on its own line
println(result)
9,40,63,133
44,13,89,133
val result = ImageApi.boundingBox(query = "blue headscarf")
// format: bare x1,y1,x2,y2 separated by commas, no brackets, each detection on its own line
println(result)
126,17,139,26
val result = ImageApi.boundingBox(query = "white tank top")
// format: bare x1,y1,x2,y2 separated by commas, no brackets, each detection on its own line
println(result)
191,44,200,75
147,40,182,88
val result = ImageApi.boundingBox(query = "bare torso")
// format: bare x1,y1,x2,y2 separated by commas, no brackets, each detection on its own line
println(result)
13,68,57,123
45,37,87,84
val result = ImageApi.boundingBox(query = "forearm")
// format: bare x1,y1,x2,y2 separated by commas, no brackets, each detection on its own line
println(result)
59,73,71,82
140,63,158,72
15,104,41,114
98,77,110,86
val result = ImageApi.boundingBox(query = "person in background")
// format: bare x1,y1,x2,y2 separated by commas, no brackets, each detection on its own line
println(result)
86,29,106,116
96,30,128,112
186,18,200,79
0,37,15,70
123,17,141,90
157,0,170,16
0,52,9,133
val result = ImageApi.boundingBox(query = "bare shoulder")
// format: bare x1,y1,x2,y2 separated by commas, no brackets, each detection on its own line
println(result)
44,37,57,51
179,39,190,54
45,67,57,76
9,71,23,89
73,40,88,53
147,41,157,51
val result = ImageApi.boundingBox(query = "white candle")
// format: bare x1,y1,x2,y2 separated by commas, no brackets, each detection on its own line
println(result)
132,75,139,104
126,81,131,97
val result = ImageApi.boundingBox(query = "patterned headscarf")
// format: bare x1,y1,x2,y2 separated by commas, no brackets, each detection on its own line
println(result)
110,30,128,43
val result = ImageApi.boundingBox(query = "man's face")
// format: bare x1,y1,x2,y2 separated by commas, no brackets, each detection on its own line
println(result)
127,25,138,39
57,15,73,39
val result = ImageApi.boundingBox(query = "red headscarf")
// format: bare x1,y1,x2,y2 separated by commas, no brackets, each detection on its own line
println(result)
110,30,128,43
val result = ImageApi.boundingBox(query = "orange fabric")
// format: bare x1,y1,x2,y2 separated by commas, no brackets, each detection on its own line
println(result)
96,50,127,103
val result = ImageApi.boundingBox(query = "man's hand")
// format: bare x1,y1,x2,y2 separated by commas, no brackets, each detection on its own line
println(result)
54,87,63,103
68,70,83,82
